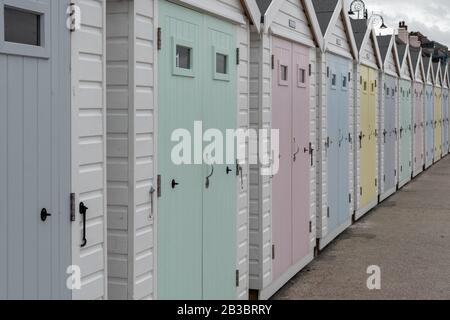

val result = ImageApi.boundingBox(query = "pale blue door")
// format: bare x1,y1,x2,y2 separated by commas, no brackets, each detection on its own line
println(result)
0,0,71,299
425,85,434,166
338,59,350,225
326,54,339,232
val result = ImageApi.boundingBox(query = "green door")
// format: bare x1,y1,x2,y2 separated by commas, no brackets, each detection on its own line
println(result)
157,0,237,300
202,15,237,299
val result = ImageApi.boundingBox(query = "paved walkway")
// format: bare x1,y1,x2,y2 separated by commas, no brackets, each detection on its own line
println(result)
273,156,450,300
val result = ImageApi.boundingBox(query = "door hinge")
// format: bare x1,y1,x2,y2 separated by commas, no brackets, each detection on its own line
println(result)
157,27,162,50
348,72,351,81
349,193,352,203
375,178,378,187
309,221,312,233
236,270,240,287
70,193,76,222
327,207,330,218
271,54,275,70
384,174,386,182
157,174,162,198
309,64,312,76
68,3,79,32
360,187,363,196
236,48,240,65
272,244,275,260
327,66,330,78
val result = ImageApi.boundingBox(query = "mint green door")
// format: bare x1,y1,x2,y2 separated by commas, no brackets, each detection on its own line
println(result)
202,15,237,299
157,0,237,300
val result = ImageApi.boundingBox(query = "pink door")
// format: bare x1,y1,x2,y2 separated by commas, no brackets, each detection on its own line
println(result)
272,37,293,280
292,43,310,263
413,82,424,172
272,37,310,280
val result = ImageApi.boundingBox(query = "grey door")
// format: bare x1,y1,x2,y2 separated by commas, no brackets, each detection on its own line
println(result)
0,0,71,299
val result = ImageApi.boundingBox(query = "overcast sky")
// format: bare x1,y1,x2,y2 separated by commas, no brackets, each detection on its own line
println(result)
345,0,450,46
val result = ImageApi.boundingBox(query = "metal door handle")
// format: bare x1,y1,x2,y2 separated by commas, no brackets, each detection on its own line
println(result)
205,165,214,189
309,143,314,166
79,202,88,248
226,166,232,175
293,145,300,162
40,208,51,222
171,179,179,189
149,186,155,218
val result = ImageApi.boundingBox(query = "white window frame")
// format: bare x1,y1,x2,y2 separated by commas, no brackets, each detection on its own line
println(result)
0,0,50,58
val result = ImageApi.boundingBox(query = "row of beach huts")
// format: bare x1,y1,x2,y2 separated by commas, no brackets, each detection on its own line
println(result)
1,0,449,300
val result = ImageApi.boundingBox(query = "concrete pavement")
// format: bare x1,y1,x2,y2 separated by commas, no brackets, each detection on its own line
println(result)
273,156,450,300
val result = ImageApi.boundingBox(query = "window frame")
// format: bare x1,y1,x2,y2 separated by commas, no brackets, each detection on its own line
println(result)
212,46,230,82
341,72,348,92
278,60,289,87
297,64,307,88
172,37,196,78
330,69,337,90
0,0,50,58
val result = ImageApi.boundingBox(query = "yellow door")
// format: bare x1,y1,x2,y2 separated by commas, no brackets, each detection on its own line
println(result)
434,88,442,160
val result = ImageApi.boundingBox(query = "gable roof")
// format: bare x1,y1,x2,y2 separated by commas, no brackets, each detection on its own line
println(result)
433,61,442,85
410,46,421,70
312,0,339,35
423,55,434,84
256,0,271,15
242,0,262,32
350,18,368,50
312,0,358,58
377,35,392,62
259,0,323,49
396,36,407,64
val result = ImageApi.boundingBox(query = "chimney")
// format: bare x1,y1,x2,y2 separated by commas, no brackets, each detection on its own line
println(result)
409,35,420,48
398,21,409,45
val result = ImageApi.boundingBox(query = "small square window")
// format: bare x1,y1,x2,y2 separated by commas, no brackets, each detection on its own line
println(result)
364,81,367,91
387,88,390,96
299,68,306,84
280,65,288,81
342,76,347,88
4,7,41,46
176,45,191,70
332,74,337,86
216,53,228,75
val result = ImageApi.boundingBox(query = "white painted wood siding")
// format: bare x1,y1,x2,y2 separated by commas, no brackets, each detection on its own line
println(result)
270,0,314,47
71,0,108,300
249,31,273,291
327,13,351,59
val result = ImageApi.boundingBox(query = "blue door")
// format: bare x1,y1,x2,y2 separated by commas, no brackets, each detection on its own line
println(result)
326,54,350,235
383,76,397,194
326,54,339,232
338,59,350,225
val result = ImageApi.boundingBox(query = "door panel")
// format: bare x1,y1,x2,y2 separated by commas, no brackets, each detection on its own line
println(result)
272,37,293,280
425,85,434,166
399,80,412,183
359,66,370,206
338,59,350,225
157,1,203,299
326,54,339,233
441,89,448,154
383,76,397,192
413,83,424,172
202,15,237,299
434,88,442,160
0,0,71,300
291,43,310,263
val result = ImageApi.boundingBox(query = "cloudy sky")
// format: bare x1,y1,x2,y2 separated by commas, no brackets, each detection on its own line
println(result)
344,0,450,46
